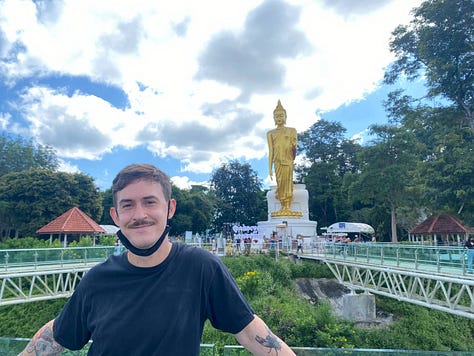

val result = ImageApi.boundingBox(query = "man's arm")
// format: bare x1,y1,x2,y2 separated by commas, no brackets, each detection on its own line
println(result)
19,319,65,356
235,315,296,356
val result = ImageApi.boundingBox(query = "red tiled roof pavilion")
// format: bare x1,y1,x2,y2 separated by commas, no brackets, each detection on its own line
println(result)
36,207,105,245
409,214,474,244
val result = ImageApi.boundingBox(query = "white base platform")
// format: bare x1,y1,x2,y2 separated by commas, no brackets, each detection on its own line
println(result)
258,184,317,238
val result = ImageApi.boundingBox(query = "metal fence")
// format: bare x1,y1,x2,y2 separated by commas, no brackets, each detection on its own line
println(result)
1,246,116,271
319,242,469,275
1,338,472,356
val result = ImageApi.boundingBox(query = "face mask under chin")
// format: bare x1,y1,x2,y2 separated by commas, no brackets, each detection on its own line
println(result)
117,226,170,257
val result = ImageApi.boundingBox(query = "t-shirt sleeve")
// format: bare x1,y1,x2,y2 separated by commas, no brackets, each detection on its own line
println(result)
206,260,255,334
53,284,91,350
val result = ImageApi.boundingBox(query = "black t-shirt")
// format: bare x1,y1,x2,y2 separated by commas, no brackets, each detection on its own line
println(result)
54,243,254,355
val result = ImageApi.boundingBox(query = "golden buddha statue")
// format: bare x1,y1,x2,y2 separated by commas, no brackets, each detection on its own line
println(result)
267,100,302,217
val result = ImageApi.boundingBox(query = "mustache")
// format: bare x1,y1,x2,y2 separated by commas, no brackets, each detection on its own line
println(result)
127,219,155,228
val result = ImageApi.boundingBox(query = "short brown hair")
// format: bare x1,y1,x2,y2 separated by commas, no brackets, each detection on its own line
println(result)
111,164,172,207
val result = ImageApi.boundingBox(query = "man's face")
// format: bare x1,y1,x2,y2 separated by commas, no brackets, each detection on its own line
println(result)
110,179,176,250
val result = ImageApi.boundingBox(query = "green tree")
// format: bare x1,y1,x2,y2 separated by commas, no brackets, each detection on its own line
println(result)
384,0,474,133
0,133,58,176
99,189,115,225
385,91,474,227
416,109,474,223
170,185,215,236
0,169,102,237
348,125,422,242
210,161,266,232
297,120,360,229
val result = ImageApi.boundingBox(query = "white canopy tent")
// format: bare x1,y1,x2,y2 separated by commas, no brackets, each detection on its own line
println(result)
324,222,375,241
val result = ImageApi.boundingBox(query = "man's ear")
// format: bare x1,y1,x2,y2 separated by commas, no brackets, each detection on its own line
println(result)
110,207,120,226
168,199,177,219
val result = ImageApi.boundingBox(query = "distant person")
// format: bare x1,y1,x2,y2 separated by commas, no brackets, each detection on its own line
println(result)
296,235,304,254
113,238,122,256
211,237,217,254
465,237,474,274
244,237,252,255
20,164,295,356
235,236,242,254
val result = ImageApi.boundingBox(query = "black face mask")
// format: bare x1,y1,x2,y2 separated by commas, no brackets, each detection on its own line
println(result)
116,201,171,257
117,225,170,257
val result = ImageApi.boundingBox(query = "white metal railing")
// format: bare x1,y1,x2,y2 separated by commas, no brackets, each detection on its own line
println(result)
311,242,468,276
295,241,474,319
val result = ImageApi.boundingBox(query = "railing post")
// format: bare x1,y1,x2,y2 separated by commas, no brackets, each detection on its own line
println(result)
436,247,440,273
4,251,9,271
462,246,467,274
414,248,418,270
396,246,400,267
34,251,38,270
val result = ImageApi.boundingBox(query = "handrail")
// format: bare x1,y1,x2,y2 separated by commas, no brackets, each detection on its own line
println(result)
316,242,468,276
0,246,116,272
1,338,472,355
0,242,469,276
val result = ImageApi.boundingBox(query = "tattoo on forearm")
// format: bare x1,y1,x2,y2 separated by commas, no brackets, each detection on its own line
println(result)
255,327,282,355
23,325,64,356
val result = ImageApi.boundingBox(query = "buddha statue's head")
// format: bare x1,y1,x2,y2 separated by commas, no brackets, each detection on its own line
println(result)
273,100,287,125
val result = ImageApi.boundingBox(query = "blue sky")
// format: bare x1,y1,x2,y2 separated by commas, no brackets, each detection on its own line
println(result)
0,0,423,191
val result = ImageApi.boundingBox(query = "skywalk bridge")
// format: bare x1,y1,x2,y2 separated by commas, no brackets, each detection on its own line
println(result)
296,241,474,319
2,243,474,320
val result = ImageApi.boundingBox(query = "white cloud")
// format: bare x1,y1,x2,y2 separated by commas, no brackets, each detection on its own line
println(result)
0,113,10,130
171,175,210,190
0,0,422,178
57,159,80,174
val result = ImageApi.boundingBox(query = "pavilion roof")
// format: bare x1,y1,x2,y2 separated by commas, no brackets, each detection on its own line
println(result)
409,214,474,235
36,207,105,234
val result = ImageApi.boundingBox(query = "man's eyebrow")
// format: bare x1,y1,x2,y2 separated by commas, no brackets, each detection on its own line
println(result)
142,195,159,200
118,195,160,204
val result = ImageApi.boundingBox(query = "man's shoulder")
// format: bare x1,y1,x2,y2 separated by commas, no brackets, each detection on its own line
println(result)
175,242,215,258
173,243,222,268
80,255,123,279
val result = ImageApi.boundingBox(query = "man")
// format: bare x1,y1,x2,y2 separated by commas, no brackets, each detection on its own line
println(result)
267,100,297,214
20,164,295,355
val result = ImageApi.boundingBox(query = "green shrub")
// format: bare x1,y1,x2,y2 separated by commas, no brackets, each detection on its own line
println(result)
288,259,333,279
0,299,67,338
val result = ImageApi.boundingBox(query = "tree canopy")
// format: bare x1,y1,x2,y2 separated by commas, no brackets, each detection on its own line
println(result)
0,169,102,238
210,161,266,232
169,184,215,236
0,133,58,176
384,0,474,132
297,119,360,228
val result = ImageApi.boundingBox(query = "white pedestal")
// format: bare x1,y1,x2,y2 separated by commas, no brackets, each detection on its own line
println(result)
257,184,317,238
